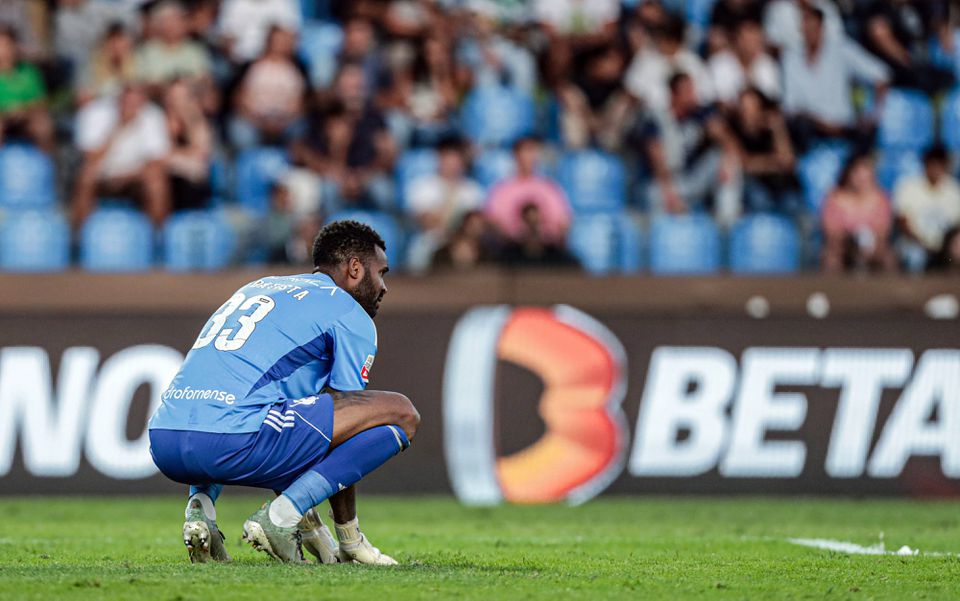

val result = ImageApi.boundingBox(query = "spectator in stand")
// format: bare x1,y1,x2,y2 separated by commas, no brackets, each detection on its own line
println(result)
556,43,636,150
498,203,580,268
338,16,382,92
928,227,960,273
707,0,762,55
634,72,741,224
54,0,138,72
290,63,395,210
218,0,301,64
431,210,499,271
763,0,843,54
855,0,954,95
535,0,620,82
381,34,459,147
135,2,213,92
72,83,172,227
821,153,896,273
709,19,781,108
0,26,54,153
781,7,890,152
75,23,136,105
632,0,670,34
382,0,440,40
485,136,573,245
0,0,46,61
457,5,536,94
263,180,321,265
163,78,213,212
228,24,308,149
728,88,801,215
625,16,715,112
405,137,485,271
894,145,960,272
534,0,619,46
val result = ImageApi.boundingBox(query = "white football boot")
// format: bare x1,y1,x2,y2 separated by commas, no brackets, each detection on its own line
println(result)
183,497,231,563
334,516,398,565
298,508,341,564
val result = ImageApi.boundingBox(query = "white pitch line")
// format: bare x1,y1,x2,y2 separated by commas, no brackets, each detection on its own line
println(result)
784,537,957,557
787,538,887,555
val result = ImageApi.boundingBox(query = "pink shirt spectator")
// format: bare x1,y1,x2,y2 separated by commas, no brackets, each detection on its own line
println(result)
485,176,573,243
821,189,892,239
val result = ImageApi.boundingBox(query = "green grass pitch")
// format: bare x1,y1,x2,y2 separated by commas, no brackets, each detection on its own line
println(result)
1,496,959,600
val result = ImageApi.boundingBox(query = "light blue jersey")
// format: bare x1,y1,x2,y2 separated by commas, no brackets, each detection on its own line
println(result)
149,273,377,434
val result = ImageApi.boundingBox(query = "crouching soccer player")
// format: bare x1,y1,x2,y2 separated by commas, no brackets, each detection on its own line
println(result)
148,220,419,565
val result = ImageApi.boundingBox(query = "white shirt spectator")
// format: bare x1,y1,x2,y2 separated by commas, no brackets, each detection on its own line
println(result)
709,50,781,104
75,97,170,180
218,0,301,63
763,0,843,52
781,35,889,127
625,47,716,111
534,0,619,34
895,174,960,250
407,175,485,225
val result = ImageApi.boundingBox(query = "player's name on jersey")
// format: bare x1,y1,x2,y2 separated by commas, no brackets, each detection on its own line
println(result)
246,277,336,301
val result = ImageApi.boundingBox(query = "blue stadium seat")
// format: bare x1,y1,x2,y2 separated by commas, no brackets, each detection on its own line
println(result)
473,148,516,190
210,153,231,199
798,144,849,212
729,214,801,274
326,210,404,268
876,150,923,193
235,147,290,215
556,150,626,213
0,143,56,208
686,0,717,27
0,209,69,272
460,85,535,147
878,89,934,151
395,148,438,208
299,0,318,19
80,208,154,272
568,212,643,274
163,210,236,272
942,87,960,151
649,214,721,275
299,20,343,88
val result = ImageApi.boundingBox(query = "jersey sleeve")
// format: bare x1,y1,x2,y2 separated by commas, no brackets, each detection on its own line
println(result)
328,305,378,392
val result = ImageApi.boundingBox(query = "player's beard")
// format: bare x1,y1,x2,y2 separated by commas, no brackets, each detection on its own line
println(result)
353,270,383,318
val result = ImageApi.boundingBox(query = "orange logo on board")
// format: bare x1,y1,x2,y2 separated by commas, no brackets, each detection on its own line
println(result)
443,305,628,505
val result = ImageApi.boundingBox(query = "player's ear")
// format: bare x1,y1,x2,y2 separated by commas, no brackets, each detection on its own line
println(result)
347,256,365,282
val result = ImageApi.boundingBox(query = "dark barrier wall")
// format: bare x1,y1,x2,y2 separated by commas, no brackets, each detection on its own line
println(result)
0,271,958,499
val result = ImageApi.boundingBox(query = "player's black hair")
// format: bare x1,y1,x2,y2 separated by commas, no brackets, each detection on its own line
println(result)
312,220,386,269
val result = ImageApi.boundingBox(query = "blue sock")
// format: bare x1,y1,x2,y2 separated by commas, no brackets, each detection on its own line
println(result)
189,483,223,503
283,425,409,514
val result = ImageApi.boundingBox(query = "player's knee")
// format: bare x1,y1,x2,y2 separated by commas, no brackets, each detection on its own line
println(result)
390,393,420,442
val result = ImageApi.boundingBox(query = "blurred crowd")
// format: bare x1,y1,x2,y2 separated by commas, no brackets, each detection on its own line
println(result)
1,0,960,274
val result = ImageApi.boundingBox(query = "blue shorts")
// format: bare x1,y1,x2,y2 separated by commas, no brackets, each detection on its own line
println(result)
149,394,335,492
